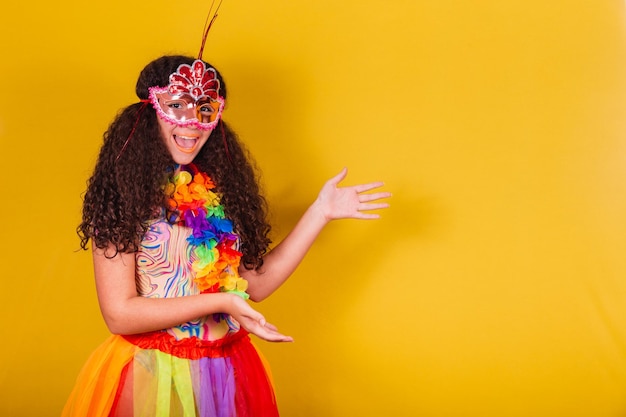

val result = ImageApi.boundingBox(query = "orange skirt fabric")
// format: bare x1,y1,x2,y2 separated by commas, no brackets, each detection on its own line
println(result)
62,331,278,417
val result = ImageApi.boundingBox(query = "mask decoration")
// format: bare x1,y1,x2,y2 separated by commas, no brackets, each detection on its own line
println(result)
115,0,225,161
149,60,225,131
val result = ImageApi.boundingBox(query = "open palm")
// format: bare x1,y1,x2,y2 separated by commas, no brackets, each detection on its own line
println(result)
316,168,391,221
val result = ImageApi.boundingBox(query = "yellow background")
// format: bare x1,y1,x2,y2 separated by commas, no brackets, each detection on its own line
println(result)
1,1,626,416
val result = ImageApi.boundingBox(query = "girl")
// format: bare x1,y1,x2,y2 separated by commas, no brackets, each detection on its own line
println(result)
62,55,390,417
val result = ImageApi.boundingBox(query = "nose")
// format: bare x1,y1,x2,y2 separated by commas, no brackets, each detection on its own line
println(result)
179,102,198,123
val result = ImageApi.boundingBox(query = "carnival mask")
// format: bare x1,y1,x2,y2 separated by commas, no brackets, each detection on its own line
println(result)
149,60,225,130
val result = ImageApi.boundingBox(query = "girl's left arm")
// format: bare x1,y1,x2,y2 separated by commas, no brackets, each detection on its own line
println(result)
240,167,391,301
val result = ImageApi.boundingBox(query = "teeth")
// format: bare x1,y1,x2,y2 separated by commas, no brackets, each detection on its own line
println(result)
173,134,199,153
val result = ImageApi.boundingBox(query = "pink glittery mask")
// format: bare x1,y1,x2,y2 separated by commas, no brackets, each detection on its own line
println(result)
149,60,225,130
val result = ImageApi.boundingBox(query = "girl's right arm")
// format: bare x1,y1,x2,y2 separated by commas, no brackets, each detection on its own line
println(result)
93,245,292,342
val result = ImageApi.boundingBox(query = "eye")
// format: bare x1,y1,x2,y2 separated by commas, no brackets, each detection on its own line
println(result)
199,104,214,114
161,99,188,110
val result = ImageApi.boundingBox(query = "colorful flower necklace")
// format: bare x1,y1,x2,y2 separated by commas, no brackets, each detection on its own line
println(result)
164,164,249,299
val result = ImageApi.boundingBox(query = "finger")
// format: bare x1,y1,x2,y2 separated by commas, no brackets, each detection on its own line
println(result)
358,202,390,211
353,212,381,220
358,191,392,203
354,181,386,193
267,329,294,342
326,167,348,187
266,334,294,343
263,321,279,332
258,325,294,342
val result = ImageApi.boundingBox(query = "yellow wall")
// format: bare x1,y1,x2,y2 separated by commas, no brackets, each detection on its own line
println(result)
1,1,626,416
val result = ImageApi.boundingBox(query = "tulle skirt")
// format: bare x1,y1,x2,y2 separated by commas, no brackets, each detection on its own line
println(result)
62,330,279,417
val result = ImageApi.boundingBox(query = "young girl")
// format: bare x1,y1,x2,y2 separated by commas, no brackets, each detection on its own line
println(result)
62,54,390,417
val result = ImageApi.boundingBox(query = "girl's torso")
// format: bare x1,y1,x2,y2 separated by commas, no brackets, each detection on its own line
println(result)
135,218,240,341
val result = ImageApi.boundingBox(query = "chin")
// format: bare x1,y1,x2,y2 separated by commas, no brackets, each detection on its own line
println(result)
172,155,198,165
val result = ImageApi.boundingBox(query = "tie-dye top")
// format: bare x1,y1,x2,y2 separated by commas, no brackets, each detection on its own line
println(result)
135,218,241,341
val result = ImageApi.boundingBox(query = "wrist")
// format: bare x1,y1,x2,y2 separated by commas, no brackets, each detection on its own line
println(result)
310,198,332,225
205,292,237,315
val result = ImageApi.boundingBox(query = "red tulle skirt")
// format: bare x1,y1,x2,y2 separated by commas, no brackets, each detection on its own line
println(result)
62,330,279,417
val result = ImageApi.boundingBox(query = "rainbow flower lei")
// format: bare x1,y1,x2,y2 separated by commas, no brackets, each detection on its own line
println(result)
164,164,249,299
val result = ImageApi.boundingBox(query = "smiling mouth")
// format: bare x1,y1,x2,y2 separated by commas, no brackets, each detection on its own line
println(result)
173,134,199,153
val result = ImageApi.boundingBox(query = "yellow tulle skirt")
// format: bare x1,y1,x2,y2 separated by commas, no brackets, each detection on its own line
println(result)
62,331,278,417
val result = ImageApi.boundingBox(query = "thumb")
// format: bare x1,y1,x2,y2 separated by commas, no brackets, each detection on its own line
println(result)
327,167,348,187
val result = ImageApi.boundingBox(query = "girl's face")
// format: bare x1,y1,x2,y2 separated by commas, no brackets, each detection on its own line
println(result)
150,60,225,165
148,60,224,131
157,115,213,165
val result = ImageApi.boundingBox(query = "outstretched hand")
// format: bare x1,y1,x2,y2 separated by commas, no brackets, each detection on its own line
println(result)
229,295,293,343
315,167,391,221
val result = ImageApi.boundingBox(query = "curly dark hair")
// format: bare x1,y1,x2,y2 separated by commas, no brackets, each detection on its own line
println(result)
78,55,271,269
